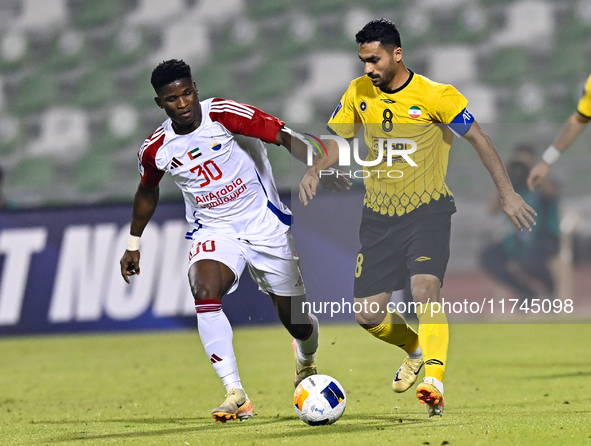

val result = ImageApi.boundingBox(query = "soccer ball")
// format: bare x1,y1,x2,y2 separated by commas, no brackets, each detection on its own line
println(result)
293,374,346,425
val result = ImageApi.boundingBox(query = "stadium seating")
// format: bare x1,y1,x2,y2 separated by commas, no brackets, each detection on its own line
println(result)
125,0,185,26
71,0,124,27
11,0,69,31
426,45,477,84
0,31,31,70
0,0,589,213
43,30,88,71
13,73,61,116
28,107,90,160
494,1,555,48
12,155,57,191
74,69,118,109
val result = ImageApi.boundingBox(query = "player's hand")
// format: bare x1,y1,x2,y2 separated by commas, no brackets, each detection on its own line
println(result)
120,250,141,283
501,190,537,232
527,161,549,191
299,166,320,206
319,167,353,194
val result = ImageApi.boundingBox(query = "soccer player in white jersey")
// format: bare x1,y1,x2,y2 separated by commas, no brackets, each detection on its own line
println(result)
119,59,346,423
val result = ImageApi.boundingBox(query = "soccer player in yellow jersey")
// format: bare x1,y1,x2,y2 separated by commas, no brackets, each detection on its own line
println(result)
299,19,537,418
528,73,591,190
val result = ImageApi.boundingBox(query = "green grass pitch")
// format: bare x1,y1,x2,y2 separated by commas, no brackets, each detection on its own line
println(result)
1,323,590,445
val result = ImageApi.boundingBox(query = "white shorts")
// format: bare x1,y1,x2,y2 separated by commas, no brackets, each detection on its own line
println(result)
188,230,306,297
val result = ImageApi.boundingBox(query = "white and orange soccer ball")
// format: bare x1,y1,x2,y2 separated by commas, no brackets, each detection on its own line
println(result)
293,374,346,425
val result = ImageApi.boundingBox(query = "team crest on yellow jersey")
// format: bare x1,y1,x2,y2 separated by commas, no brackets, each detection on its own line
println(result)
359,100,367,113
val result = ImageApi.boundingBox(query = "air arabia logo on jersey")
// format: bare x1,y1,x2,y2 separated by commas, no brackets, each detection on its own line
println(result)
408,106,422,118
195,178,247,209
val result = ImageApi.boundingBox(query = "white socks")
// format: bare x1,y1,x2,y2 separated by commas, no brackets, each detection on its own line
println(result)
295,313,319,365
409,346,423,360
196,303,319,390
196,300,242,392
424,376,444,394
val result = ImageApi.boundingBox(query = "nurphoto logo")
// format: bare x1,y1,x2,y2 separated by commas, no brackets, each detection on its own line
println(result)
301,133,418,179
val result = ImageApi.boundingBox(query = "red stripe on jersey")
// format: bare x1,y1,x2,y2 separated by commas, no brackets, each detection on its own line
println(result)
138,130,165,188
209,97,284,144
195,299,222,313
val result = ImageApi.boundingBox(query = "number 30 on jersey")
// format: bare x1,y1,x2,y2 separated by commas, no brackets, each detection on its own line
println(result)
190,160,223,187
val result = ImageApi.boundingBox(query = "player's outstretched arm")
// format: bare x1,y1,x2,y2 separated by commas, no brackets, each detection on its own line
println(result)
120,182,160,283
463,121,537,232
298,138,343,206
275,129,350,205
527,111,591,191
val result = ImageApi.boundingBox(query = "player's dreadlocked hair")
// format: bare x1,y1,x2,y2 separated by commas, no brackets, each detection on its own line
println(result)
151,59,192,91
355,18,402,49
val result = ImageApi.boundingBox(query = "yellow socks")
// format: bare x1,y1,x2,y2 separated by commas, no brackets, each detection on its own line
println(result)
416,303,448,382
366,311,420,354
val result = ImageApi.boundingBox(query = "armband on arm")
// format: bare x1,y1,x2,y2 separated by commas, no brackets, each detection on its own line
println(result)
447,108,475,137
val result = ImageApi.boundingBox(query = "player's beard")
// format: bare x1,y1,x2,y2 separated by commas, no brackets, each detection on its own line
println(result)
370,61,396,90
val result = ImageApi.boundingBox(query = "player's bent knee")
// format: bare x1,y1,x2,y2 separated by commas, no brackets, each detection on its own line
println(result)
355,310,382,327
289,323,312,340
411,277,441,304
191,284,223,302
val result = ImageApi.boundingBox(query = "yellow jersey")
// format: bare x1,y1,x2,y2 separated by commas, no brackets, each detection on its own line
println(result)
576,73,591,117
328,71,470,217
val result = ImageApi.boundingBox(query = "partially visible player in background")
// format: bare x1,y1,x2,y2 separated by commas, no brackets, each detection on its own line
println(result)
528,73,591,190
482,145,560,303
119,59,348,423
299,19,536,418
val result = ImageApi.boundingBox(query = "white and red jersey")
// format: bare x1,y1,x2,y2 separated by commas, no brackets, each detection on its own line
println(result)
137,97,292,240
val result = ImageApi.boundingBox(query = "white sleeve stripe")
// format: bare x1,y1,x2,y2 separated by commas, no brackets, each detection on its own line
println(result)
144,135,163,149
210,105,254,118
210,107,253,120
142,132,165,151
150,126,164,137
212,100,255,114
211,103,255,117
146,128,165,143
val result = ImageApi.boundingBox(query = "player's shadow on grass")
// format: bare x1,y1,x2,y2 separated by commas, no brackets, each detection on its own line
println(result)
257,414,435,440
47,417,249,443
34,416,202,425
527,370,591,379
43,414,433,443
